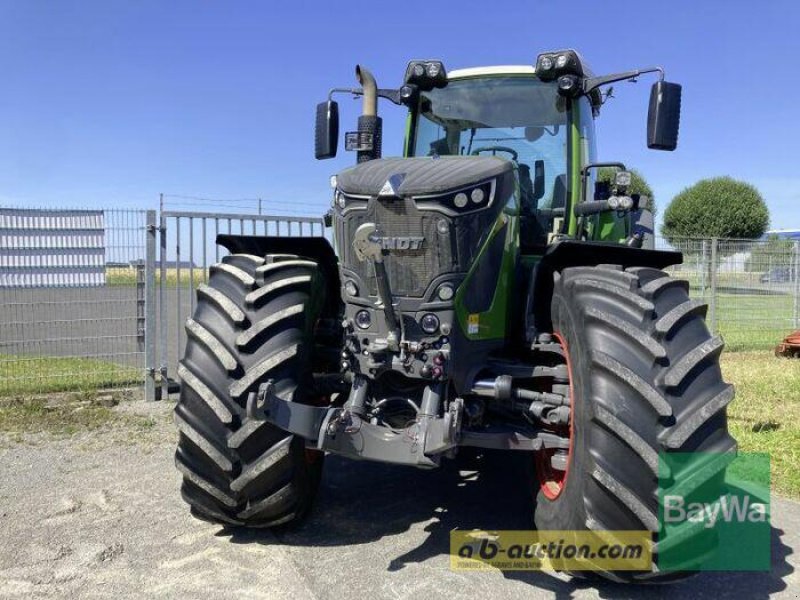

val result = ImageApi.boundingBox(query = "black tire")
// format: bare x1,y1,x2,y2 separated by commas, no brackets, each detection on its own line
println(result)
174,253,326,527
534,264,736,582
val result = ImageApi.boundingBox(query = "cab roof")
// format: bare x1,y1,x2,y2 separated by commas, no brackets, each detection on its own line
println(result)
447,65,537,80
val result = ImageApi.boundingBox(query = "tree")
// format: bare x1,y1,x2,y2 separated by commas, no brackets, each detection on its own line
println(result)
597,167,656,214
661,177,769,243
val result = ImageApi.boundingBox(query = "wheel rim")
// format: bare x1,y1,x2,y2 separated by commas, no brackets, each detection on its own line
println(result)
535,331,574,500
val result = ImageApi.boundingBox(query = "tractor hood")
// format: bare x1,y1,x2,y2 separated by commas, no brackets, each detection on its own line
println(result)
336,156,512,197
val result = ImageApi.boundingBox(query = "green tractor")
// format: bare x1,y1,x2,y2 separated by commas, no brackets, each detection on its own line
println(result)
174,50,736,581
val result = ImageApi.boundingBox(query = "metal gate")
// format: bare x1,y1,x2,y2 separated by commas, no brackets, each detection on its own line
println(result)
154,210,326,400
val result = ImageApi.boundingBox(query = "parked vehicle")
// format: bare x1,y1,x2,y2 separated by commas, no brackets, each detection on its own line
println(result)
775,330,800,358
761,267,795,283
173,50,735,582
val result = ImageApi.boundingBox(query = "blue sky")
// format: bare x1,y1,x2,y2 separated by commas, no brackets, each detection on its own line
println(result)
0,0,798,230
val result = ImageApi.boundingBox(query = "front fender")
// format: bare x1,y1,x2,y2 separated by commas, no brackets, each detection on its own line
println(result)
216,234,341,318
530,240,682,332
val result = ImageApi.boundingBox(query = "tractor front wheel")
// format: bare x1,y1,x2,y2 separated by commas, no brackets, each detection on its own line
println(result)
174,253,326,528
533,264,736,582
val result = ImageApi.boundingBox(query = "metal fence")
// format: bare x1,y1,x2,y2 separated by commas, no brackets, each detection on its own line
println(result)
1,204,797,401
155,208,326,400
0,203,325,400
0,209,153,397
658,236,800,351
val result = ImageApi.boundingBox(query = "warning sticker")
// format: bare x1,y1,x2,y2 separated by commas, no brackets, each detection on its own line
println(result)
468,314,480,335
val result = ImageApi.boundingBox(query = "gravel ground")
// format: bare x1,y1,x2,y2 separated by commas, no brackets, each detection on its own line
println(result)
0,398,797,599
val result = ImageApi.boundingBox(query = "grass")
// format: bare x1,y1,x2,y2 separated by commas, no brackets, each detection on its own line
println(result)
0,390,157,438
715,293,797,352
722,352,800,499
106,267,208,287
0,355,141,397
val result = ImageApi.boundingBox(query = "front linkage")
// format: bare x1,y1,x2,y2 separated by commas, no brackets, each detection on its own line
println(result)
250,333,571,469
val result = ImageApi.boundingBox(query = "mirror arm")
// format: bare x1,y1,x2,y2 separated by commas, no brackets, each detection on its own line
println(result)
575,162,627,237
583,67,664,94
327,87,403,105
327,87,360,101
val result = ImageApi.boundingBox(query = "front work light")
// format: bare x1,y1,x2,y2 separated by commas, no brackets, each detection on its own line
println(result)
557,74,581,96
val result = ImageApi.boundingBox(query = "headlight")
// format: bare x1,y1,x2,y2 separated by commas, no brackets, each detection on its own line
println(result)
420,313,440,334
539,56,553,71
334,191,367,212
436,284,454,301
344,280,359,297
556,54,568,68
355,310,371,329
414,179,495,215
607,196,633,210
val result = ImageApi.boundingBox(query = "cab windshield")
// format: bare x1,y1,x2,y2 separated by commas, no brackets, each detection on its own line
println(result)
411,76,568,217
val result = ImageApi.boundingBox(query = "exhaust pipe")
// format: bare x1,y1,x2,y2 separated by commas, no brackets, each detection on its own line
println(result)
354,64,382,163
355,65,377,117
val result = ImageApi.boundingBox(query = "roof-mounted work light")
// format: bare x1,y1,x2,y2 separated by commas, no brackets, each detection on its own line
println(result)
535,49,589,82
404,60,447,91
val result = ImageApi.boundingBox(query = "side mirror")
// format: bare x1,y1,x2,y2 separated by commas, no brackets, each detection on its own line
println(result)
315,100,339,159
647,81,681,151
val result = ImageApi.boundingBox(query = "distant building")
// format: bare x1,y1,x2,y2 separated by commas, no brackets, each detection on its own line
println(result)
763,229,800,241
0,208,106,287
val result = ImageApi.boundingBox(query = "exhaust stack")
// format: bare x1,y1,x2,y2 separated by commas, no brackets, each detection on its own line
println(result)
355,64,382,163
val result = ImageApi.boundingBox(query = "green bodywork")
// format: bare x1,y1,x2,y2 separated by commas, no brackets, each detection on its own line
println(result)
453,198,520,341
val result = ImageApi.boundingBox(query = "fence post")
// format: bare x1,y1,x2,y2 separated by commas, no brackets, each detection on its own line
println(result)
700,239,708,299
709,237,718,335
145,210,157,401
794,240,800,329
159,196,169,400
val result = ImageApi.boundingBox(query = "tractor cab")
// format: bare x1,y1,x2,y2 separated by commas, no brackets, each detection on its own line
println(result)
316,50,681,256
405,65,574,251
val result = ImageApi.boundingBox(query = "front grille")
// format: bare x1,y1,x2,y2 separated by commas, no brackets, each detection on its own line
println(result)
373,198,432,296
338,196,499,298
340,197,448,297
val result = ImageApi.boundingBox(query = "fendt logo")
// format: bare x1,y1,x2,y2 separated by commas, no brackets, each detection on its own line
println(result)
375,236,425,251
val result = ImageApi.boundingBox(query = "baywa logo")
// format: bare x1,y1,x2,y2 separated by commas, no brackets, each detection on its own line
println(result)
663,492,768,528
658,452,771,571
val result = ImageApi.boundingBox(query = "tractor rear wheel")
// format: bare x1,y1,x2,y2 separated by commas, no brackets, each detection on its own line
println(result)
174,253,326,527
533,264,736,582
